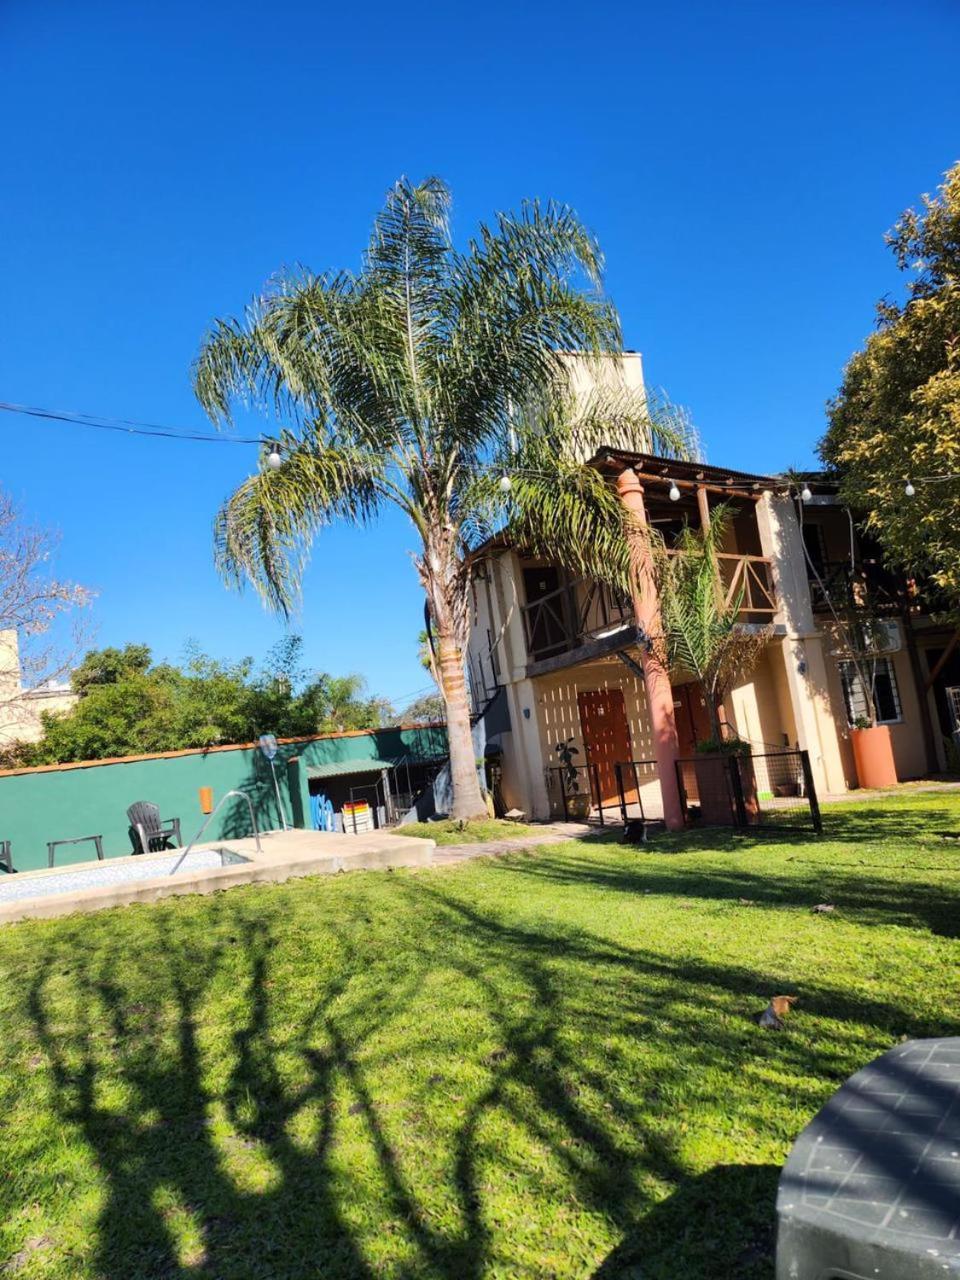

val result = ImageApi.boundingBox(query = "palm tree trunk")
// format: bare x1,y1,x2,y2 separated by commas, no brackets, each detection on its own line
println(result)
704,691,725,746
436,632,487,820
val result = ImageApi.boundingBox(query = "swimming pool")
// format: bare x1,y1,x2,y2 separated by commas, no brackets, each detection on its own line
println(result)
0,848,249,905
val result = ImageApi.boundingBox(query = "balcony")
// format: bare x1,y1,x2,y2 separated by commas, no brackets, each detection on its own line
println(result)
522,577,633,665
716,552,778,623
807,561,912,616
520,552,778,671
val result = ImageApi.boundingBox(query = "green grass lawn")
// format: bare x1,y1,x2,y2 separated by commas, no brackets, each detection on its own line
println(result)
394,818,537,844
0,793,958,1279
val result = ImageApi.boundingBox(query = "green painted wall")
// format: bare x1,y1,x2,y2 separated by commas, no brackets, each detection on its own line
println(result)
0,726,448,871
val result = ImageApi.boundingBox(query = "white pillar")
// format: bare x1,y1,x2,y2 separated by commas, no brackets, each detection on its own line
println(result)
756,493,848,795
486,553,551,819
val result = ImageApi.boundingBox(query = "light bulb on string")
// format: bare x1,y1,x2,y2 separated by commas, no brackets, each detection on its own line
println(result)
904,481,916,497
668,481,681,502
499,475,512,493
266,446,282,470
800,484,812,502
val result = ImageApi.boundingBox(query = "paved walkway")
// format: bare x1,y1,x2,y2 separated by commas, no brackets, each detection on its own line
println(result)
429,821,595,866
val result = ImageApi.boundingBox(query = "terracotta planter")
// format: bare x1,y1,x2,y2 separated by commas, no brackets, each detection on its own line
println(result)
850,725,898,789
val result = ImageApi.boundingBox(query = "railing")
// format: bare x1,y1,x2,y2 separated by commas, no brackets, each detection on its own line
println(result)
716,553,777,618
169,788,262,875
546,763,610,825
467,640,503,717
521,577,634,662
807,560,912,615
521,554,778,662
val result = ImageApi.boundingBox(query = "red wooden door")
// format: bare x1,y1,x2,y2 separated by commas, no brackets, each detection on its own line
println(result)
577,689,633,805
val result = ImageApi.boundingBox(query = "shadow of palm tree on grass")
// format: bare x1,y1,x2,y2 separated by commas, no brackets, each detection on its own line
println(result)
12,819,957,1279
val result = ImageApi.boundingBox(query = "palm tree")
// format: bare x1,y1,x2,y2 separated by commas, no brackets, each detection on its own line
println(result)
194,178,694,818
654,509,769,747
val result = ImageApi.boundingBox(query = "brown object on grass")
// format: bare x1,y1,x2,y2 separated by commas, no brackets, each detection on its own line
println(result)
756,995,798,1030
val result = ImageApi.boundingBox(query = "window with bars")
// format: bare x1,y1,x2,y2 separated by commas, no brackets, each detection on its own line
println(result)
839,658,903,726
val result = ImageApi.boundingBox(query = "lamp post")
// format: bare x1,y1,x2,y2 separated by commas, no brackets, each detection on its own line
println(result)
259,733,290,830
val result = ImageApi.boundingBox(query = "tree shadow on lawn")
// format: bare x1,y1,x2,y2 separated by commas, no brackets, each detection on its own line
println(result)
16,871,953,1280
513,810,960,938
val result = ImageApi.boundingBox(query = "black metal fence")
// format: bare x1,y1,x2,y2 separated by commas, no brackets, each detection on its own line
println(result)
676,748,822,834
613,759,662,823
547,763,611,825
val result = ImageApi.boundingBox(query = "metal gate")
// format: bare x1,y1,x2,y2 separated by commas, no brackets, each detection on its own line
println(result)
676,748,822,834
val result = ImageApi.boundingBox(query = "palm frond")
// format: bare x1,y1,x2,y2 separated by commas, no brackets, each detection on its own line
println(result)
194,176,701,621
215,440,385,615
654,507,767,699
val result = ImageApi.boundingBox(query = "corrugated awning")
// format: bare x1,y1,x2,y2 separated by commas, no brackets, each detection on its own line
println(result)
306,758,396,781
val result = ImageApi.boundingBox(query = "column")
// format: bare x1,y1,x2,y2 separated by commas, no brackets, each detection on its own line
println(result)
616,469,685,830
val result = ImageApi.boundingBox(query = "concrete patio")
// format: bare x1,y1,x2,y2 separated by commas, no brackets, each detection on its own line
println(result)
0,827,437,924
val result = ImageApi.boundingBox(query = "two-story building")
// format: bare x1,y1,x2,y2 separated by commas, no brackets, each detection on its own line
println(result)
465,363,956,822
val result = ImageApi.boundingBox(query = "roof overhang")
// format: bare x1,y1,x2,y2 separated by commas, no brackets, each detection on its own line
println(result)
588,449,778,498
306,758,396,781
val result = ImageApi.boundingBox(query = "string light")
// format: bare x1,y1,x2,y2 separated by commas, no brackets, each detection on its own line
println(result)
668,480,681,502
266,448,283,470
904,481,916,497
499,475,512,493
800,483,813,502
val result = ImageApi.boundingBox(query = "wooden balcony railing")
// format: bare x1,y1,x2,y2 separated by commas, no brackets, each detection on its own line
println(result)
521,553,778,662
716,552,778,618
521,578,633,662
807,561,912,616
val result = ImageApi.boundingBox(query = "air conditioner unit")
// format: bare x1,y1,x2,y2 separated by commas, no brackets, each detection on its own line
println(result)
829,619,901,657
873,620,902,653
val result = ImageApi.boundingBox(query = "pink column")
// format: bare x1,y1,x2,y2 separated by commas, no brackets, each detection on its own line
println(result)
616,468,685,831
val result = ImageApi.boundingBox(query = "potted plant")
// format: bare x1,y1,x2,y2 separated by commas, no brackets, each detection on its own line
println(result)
554,737,591,818
653,508,771,826
693,735,760,825
848,710,898,789
799,537,899,788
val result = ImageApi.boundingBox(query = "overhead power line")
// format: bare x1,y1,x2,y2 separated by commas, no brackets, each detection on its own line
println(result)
0,399,267,445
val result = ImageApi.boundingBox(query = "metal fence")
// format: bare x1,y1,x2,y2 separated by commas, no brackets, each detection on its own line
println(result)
613,759,662,824
676,748,822,834
546,763,612,825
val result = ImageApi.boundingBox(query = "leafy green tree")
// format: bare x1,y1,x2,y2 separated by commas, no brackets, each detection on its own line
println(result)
194,178,694,817
822,162,960,602
298,673,392,733
19,641,388,764
71,644,152,695
400,691,445,724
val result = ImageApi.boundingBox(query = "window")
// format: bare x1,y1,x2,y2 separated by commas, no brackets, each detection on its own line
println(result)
839,658,903,726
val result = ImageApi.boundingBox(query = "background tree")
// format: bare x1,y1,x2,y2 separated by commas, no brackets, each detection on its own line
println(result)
400,690,445,724
71,644,151,694
822,162,960,602
16,639,386,765
653,509,769,748
0,487,92,740
194,177,695,818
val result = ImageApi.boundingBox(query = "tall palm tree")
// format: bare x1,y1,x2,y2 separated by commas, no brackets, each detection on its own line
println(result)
194,178,695,818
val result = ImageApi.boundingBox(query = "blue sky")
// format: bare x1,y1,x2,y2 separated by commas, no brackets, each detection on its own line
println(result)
1,0,958,708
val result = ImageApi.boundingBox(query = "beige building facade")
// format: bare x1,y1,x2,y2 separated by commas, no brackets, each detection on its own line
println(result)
0,629,77,747
466,362,948,820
